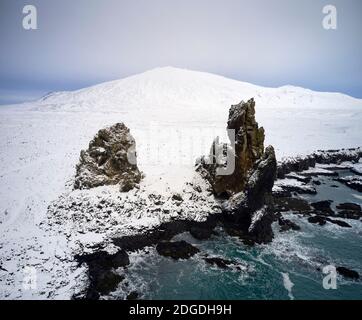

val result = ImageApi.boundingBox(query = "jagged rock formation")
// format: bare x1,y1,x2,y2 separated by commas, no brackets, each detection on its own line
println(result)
197,98,277,244
74,123,142,192
225,146,277,243
197,98,265,196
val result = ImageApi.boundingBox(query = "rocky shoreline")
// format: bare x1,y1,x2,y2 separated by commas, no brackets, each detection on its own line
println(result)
277,148,362,179
46,98,361,300
72,150,361,299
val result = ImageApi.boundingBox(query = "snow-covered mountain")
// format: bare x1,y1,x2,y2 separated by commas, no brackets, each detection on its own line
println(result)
34,66,361,112
0,67,361,299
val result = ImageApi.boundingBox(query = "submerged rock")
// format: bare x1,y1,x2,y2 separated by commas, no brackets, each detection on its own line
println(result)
326,218,352,228
273,196,311,213
308,216,352,228
310,200,334,216
337,203,361,211
337,267,360,280
278,217,301,232
308,216,327,226
189,226,214,240
74,123,142,191
126,291,139,300
203,257,236,270
336,203,362,220
156,241,200,260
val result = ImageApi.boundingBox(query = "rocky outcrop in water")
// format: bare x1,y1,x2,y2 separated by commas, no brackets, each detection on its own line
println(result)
336,203,362,220
74,123,142,192
197,99,277,244
277,148,362,179
197,98,265,196
335,175,362,192
336,267,360,280
74,250,130,299
156,241,200,260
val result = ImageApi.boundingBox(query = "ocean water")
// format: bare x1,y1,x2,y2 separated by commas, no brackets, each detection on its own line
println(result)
116,172,362,300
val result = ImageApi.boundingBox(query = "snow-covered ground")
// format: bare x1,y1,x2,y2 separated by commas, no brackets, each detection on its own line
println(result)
0,67,361,299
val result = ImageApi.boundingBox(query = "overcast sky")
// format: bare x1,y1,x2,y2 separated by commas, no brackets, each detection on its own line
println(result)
0,0,361,104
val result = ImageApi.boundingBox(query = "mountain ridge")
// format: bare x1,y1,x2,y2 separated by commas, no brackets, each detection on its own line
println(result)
32,67,361,112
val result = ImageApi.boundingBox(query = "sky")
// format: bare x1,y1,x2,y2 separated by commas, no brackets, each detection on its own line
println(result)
0,0,361,104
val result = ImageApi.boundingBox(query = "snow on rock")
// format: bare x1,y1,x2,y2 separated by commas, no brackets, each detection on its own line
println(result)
47,173,222,251
299,167,338,176
350,163,362,175
273,178,317,195
74,123,142,191
0,67,361,299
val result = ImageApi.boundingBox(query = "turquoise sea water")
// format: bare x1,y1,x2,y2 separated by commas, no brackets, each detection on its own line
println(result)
119,172,362,300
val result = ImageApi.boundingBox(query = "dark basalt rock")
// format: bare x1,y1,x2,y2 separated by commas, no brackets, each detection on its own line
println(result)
244,146,277,211
171,193,183,202
278,217,301,232
74,249,129,299
75,249,130,269
247,207,275,244
273,196,311,213
310,200,334,215
335,203,362,220
337,267,360,280
0,265,8,272
272,189,292,198
113,218,218,252
156,241,200,260
189,226,214,240
337,203,361,211
308,216,327,226
277,184,317,195
224,146,277,244
126,291,139,300
93,271,124,296
334,176,362,192
308,216,352,228
325,218,352,228
336,210,362,220
203,257,234,270
312,180,322,185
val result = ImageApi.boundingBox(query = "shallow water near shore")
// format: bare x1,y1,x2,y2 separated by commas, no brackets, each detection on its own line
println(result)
114,172,362,300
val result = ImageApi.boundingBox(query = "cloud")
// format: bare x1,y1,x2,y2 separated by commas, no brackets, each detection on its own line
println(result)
0,0,361,99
